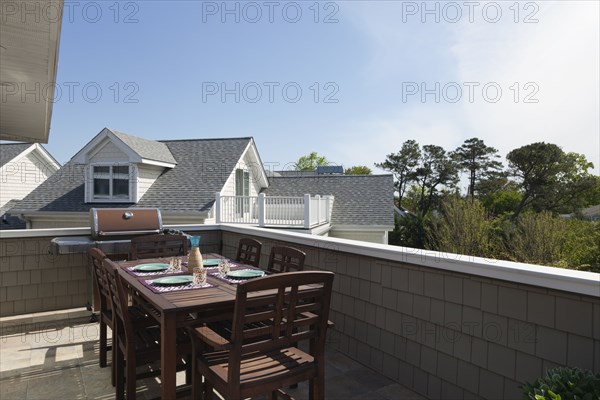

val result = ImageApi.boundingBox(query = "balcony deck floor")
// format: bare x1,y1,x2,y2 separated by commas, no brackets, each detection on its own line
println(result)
0,309,426,400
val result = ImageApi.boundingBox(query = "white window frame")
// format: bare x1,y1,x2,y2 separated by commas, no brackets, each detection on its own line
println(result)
87,163,137,203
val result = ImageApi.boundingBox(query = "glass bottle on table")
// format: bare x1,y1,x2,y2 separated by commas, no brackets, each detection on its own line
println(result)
188,236,203,269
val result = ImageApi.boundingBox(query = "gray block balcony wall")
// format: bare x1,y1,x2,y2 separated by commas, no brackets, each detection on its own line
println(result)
2,224,599,400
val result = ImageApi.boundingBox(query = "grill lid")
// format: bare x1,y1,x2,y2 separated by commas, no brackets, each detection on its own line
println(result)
90,208,163,239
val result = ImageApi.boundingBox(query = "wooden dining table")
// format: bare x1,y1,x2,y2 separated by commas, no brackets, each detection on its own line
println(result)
116,253,254,399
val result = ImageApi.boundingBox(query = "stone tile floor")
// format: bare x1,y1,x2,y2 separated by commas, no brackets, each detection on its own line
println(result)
0,308,426,400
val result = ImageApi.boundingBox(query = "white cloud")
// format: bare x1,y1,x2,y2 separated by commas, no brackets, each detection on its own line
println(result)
342,1,600,173
452,1,600,172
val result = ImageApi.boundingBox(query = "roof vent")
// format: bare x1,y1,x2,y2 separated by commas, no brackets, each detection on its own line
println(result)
316,165,343,175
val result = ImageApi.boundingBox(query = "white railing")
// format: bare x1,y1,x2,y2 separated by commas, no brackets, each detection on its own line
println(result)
215,193,333,228
217,195,259,224
264,196,305,226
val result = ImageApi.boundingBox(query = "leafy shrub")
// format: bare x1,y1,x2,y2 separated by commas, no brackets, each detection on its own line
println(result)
504,212,567,265
388,213,427,249
428,197,493,257
558,219,600,272
522,367,600,400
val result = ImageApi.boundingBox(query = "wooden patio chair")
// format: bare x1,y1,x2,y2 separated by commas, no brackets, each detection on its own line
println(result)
103,258,192,400
129,233,188,260
235,237,262,268
267,245,306,274
189,271,334,400
88,248,114,379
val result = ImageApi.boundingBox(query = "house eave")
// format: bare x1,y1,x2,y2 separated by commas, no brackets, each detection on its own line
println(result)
139,158,176,168
241,139,269,189
331,224,395,232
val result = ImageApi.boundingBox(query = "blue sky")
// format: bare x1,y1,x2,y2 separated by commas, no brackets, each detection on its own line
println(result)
43,1,599,182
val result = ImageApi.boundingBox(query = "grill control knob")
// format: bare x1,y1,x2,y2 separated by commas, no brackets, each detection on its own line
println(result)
123,211,134,220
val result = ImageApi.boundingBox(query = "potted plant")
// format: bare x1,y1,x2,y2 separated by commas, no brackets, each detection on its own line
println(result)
522,367,600,400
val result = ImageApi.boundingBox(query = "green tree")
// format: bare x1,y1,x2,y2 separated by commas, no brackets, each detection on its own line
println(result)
482,189,522,216
476,172,510,201
451,138,504,199
388,213,428,249
581,176,600,206
503,212,567,265
293,152,329,171
344,165,372,175
375,140,421,208
560,218,600,272
507,143,596,219
414,145,459,215
428,197,493,257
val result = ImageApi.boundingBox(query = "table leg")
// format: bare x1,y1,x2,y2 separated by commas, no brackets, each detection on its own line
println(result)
161,313,177,399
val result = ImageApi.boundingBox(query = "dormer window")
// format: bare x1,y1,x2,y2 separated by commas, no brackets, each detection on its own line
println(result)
88,164,136,202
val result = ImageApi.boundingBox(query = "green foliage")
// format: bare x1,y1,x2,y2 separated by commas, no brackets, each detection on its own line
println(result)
559,219,600,272
522,367,600,400
380,139,599,271
428,197,493,257
503,212,567,265
293,152,329,171
451,137,503,199
388,213,427,249
344,165,372,175
376,141,459,214
507,143,597,218
483,189,523,216
375,140,421,207
414,145,459,215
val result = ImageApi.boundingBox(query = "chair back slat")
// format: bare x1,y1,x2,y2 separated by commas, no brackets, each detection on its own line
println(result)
235,238,262,268
89,248,112,311
227,271,334,386
267,246,306,274
130,233,188,260
103,258,134,340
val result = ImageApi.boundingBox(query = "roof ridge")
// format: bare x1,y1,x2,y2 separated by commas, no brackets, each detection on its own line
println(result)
270,174,393,178
158,137,253,143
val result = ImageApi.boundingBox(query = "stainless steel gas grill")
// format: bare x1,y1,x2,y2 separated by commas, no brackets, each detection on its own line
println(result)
50,208,164,256
49,208,165,319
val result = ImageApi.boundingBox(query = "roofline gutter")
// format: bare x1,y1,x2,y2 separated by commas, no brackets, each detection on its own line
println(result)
11,209,211,222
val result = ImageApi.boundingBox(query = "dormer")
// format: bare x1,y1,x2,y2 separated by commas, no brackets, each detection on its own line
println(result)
71,128,176,203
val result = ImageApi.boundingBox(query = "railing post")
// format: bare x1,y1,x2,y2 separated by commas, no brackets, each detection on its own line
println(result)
258,193,265,227
303,194,311,229
315,195,321,224
215,192,221,223
326,195,333,222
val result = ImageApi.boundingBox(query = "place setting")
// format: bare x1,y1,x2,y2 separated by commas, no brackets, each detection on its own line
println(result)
208,259,266,284
142,260,217,294
126,256,185,277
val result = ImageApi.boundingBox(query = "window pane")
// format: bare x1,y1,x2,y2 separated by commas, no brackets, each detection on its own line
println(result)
243,171,250,196
235,169,244,196
113,166,129,177
94,179,109,196
113,179,129,198
93,166,110,179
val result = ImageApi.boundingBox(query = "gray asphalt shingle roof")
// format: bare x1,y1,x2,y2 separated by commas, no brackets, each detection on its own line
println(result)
0,200,26,230
12,137,252,214
262,175,394,226
111,130,177,164
0,143,32,168
137,138,251,212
